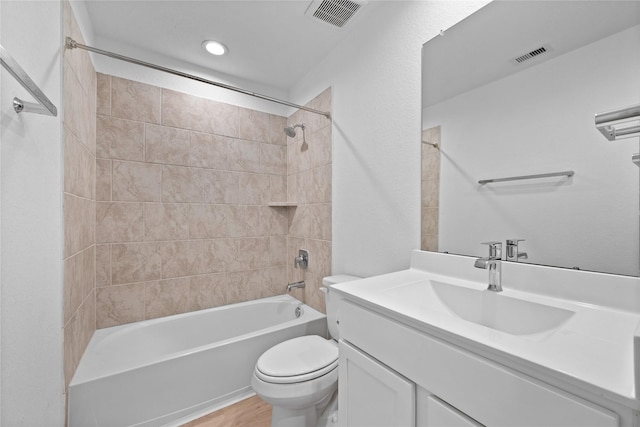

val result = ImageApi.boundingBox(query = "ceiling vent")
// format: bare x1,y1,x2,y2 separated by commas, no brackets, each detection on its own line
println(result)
511,44,553,65
305,0,367,28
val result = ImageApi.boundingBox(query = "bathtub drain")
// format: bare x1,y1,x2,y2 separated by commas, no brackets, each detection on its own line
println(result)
295,306,302,318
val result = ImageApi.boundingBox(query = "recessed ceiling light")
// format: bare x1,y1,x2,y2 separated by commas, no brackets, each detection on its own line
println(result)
202,40,228,56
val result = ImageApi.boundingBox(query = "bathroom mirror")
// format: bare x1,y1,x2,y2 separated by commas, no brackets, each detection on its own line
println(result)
421,1,640,276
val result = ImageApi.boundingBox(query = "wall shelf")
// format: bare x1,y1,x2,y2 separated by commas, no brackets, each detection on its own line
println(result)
268,202,298,207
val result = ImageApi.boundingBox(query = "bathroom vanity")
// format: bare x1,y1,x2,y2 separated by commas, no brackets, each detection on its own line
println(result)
333,251,640,426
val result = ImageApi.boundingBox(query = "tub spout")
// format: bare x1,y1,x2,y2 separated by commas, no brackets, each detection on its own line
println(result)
287,281,305,292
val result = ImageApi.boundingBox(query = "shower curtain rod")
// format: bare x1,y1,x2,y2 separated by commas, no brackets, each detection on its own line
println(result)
65,37,331,119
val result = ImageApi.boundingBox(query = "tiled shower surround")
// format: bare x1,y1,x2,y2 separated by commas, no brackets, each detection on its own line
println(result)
421,126,440,251
61,0,332,403
63,0,97,390
94,76,332,327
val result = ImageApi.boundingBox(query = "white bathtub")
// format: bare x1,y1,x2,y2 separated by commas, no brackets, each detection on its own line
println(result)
68,294,327,427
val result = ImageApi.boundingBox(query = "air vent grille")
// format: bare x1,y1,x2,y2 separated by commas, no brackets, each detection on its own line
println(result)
513,46,548,64
306,0,365,28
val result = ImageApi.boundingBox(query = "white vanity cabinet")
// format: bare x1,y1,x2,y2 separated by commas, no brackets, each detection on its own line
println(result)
338,300,626,427
338,340,415,426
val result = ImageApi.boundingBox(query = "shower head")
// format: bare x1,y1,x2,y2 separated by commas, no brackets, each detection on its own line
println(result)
284,123,305,138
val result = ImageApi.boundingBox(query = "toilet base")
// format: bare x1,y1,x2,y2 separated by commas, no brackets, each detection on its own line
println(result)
270,390,337,427
272,405,319,427
317,390,339,427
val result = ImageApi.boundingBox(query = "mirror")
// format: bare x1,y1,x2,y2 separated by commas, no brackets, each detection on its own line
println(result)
421,1,640,276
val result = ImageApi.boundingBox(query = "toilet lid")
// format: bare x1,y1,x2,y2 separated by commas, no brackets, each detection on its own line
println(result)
255,335,338,384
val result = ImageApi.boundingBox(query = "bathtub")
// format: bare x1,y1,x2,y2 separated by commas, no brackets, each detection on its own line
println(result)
68,294,327,427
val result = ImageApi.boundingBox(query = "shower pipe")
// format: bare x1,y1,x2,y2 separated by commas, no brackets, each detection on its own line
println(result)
65,37,331,120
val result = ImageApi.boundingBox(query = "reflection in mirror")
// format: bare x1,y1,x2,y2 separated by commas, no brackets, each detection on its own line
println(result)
421,1,640,276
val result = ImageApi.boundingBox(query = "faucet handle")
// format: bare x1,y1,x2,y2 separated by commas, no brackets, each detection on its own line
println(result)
506,239,526,262
481,241,502,259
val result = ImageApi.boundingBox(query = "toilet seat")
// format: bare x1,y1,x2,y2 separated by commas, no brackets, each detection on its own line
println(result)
255,336,338,384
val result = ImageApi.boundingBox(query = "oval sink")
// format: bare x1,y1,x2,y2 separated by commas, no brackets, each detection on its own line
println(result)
429,281,575,335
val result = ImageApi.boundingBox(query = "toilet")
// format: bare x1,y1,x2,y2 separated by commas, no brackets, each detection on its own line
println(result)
251,275,361,427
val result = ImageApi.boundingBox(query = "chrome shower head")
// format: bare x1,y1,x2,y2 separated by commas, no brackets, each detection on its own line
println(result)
284,123,305,138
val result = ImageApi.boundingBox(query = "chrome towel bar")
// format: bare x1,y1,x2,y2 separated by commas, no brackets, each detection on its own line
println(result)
0,44,57,116
595,104,640,141
479,171,574,185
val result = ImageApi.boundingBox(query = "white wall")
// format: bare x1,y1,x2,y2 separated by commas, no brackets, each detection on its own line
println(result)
424,26,640,276
289,1,490,277
0,1,64,425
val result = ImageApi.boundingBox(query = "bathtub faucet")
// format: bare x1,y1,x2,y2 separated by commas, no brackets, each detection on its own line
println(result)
287,281,305,292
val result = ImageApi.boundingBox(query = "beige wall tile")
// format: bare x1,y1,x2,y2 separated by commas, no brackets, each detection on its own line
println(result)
63,246,95,325
96,73,111,116
228,139,260,173
189,132,230,169
161,165,201,203
422,234,438,252
287,236,305,284
96,283,145,328
306,239,331,277
112,161,162,202
63,61,92,152
144,203,190,241
64,194,95,257
96,159,112,201
190,273,230,311
260,206,288,236
111,242,162,284
162,89,239,137
64,290,95,385
189,205,260,239
269,175,287,203
161,240,226,279
238,173,270,204
145,124,190,166
145,278,191,320
96,202,144,243
269,236,287,266
260,143,286,175
111,77,161,124
225,237,270,272
303,273,326,314
64,128,95,200
260,266,288,299
96,116,144,161
96,244,111,287
269,115,287,146
200,169,239,204
422,207,439,235
64,0,97,390
239,108,270,142
422,180,440,208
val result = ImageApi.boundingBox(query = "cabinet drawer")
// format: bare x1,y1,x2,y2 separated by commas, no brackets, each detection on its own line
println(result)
340,300,618,427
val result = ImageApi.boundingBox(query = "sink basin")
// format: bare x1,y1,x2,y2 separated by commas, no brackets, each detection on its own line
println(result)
429,281,575,335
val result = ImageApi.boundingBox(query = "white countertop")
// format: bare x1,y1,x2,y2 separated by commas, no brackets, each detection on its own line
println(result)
332,251,640,410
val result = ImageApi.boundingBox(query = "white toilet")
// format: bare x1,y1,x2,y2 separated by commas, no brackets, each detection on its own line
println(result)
251,275,360,427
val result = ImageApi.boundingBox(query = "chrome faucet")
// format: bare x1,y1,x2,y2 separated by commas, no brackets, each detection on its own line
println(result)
506,239,528,262
287,281,305,292
474,241,502,292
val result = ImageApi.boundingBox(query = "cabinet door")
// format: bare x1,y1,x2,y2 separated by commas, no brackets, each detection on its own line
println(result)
339,340,415,427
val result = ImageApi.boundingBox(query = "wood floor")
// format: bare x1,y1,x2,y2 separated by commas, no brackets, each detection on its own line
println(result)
182,395,272,427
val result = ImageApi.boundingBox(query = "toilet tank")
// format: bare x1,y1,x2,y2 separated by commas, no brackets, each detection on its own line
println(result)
323,275,361,340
